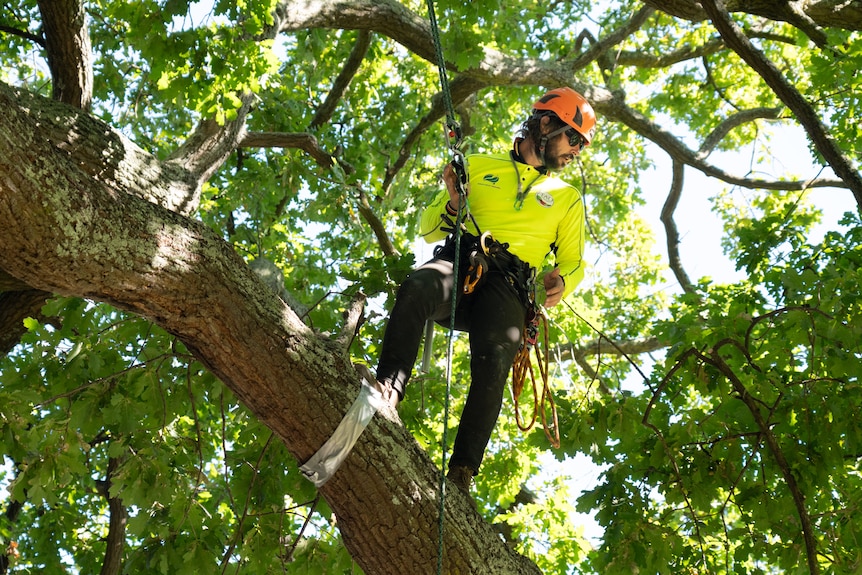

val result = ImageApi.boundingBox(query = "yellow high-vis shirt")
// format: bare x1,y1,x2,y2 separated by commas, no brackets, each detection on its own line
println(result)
420,152,585,297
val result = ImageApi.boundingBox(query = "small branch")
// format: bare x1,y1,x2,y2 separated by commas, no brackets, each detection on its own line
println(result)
355,186,399,257
615,37,724,68
661,160,695,293
336,291,367,350
555,334,665,362
240,131,335,168
0,24,45,46
309,30,373,130
697,107,783,160
641,347,708,564
382,75,485,195
571,350,612,395
708,342,820,574
569,5,655,71
220,432,274,575
701,0,862,211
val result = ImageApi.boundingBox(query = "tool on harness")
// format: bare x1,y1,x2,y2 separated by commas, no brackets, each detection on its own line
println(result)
463,231,507,294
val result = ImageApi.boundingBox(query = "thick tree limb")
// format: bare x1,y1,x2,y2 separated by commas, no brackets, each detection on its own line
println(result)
700,0,862,210
166,91,256,201
0,74,541,575
277,0,434,63
643,0,862,31
97,457,127,575
6,85,201,216
37,0,93,110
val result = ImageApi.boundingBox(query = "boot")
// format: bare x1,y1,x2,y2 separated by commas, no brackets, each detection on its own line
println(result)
446,465,474,492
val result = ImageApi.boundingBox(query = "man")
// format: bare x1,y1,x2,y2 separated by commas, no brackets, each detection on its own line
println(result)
375,87,596,491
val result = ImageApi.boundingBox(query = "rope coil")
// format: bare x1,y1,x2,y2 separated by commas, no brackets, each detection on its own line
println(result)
512,308,561,449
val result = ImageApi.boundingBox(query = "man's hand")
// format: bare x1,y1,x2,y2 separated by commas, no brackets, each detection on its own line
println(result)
542,268,565,307
442,162,466,207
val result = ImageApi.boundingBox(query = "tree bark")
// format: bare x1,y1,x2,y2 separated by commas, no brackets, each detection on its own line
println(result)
37,0,93,110
0,82,540,575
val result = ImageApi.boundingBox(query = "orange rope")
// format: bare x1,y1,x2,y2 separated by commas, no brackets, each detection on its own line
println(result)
511,310,560,448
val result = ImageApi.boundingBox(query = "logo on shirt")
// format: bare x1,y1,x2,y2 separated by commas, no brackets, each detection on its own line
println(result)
483,174,500,184
536,191,554,207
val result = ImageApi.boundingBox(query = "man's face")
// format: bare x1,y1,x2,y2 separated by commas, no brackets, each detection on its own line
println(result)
541,119,586,172
544,130,583,172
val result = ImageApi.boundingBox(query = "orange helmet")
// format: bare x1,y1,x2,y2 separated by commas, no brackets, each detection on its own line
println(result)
532,87,597,145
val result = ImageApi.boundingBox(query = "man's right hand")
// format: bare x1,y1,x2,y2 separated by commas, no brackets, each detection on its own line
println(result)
443,162,467,207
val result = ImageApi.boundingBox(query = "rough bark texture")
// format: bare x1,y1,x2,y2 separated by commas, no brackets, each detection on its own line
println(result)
0,81,540,575
37,0,93,109
644,0,862,31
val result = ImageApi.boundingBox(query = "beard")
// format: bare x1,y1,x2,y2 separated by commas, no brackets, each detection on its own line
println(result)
536,138,575,172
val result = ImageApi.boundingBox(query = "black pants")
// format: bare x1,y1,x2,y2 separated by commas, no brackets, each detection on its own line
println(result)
376,249,528,474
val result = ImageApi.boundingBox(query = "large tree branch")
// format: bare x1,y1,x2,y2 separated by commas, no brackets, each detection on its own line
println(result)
6,84,201,216
700,0,862,210
643,0,862,32
0,73,541,575
277,0,434,62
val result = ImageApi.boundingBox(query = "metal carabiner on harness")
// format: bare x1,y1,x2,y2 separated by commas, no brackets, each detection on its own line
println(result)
463,231,494,295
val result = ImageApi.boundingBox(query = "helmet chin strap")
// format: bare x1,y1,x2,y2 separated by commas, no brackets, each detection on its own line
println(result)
536,135,549,168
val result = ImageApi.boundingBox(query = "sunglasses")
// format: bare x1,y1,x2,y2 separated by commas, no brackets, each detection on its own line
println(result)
547,125,587,151
565,128,588,150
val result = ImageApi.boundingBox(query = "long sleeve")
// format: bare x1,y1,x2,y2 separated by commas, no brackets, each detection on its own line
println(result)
418,188,453,244
553,195,586,298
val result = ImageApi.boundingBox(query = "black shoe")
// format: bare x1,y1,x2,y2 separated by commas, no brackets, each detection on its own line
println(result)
446,465,474,492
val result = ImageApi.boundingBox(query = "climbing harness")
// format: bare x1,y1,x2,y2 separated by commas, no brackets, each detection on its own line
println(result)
512,304,561,449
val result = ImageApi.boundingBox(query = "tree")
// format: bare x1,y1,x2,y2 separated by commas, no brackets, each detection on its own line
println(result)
0,0,860,573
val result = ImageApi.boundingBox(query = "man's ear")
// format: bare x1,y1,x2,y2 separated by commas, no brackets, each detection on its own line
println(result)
538,115,552,134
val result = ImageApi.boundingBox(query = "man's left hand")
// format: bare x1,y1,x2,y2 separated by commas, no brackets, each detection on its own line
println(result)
543,268,565,307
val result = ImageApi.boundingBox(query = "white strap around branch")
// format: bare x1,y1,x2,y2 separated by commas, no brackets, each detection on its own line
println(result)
299,379,384,487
